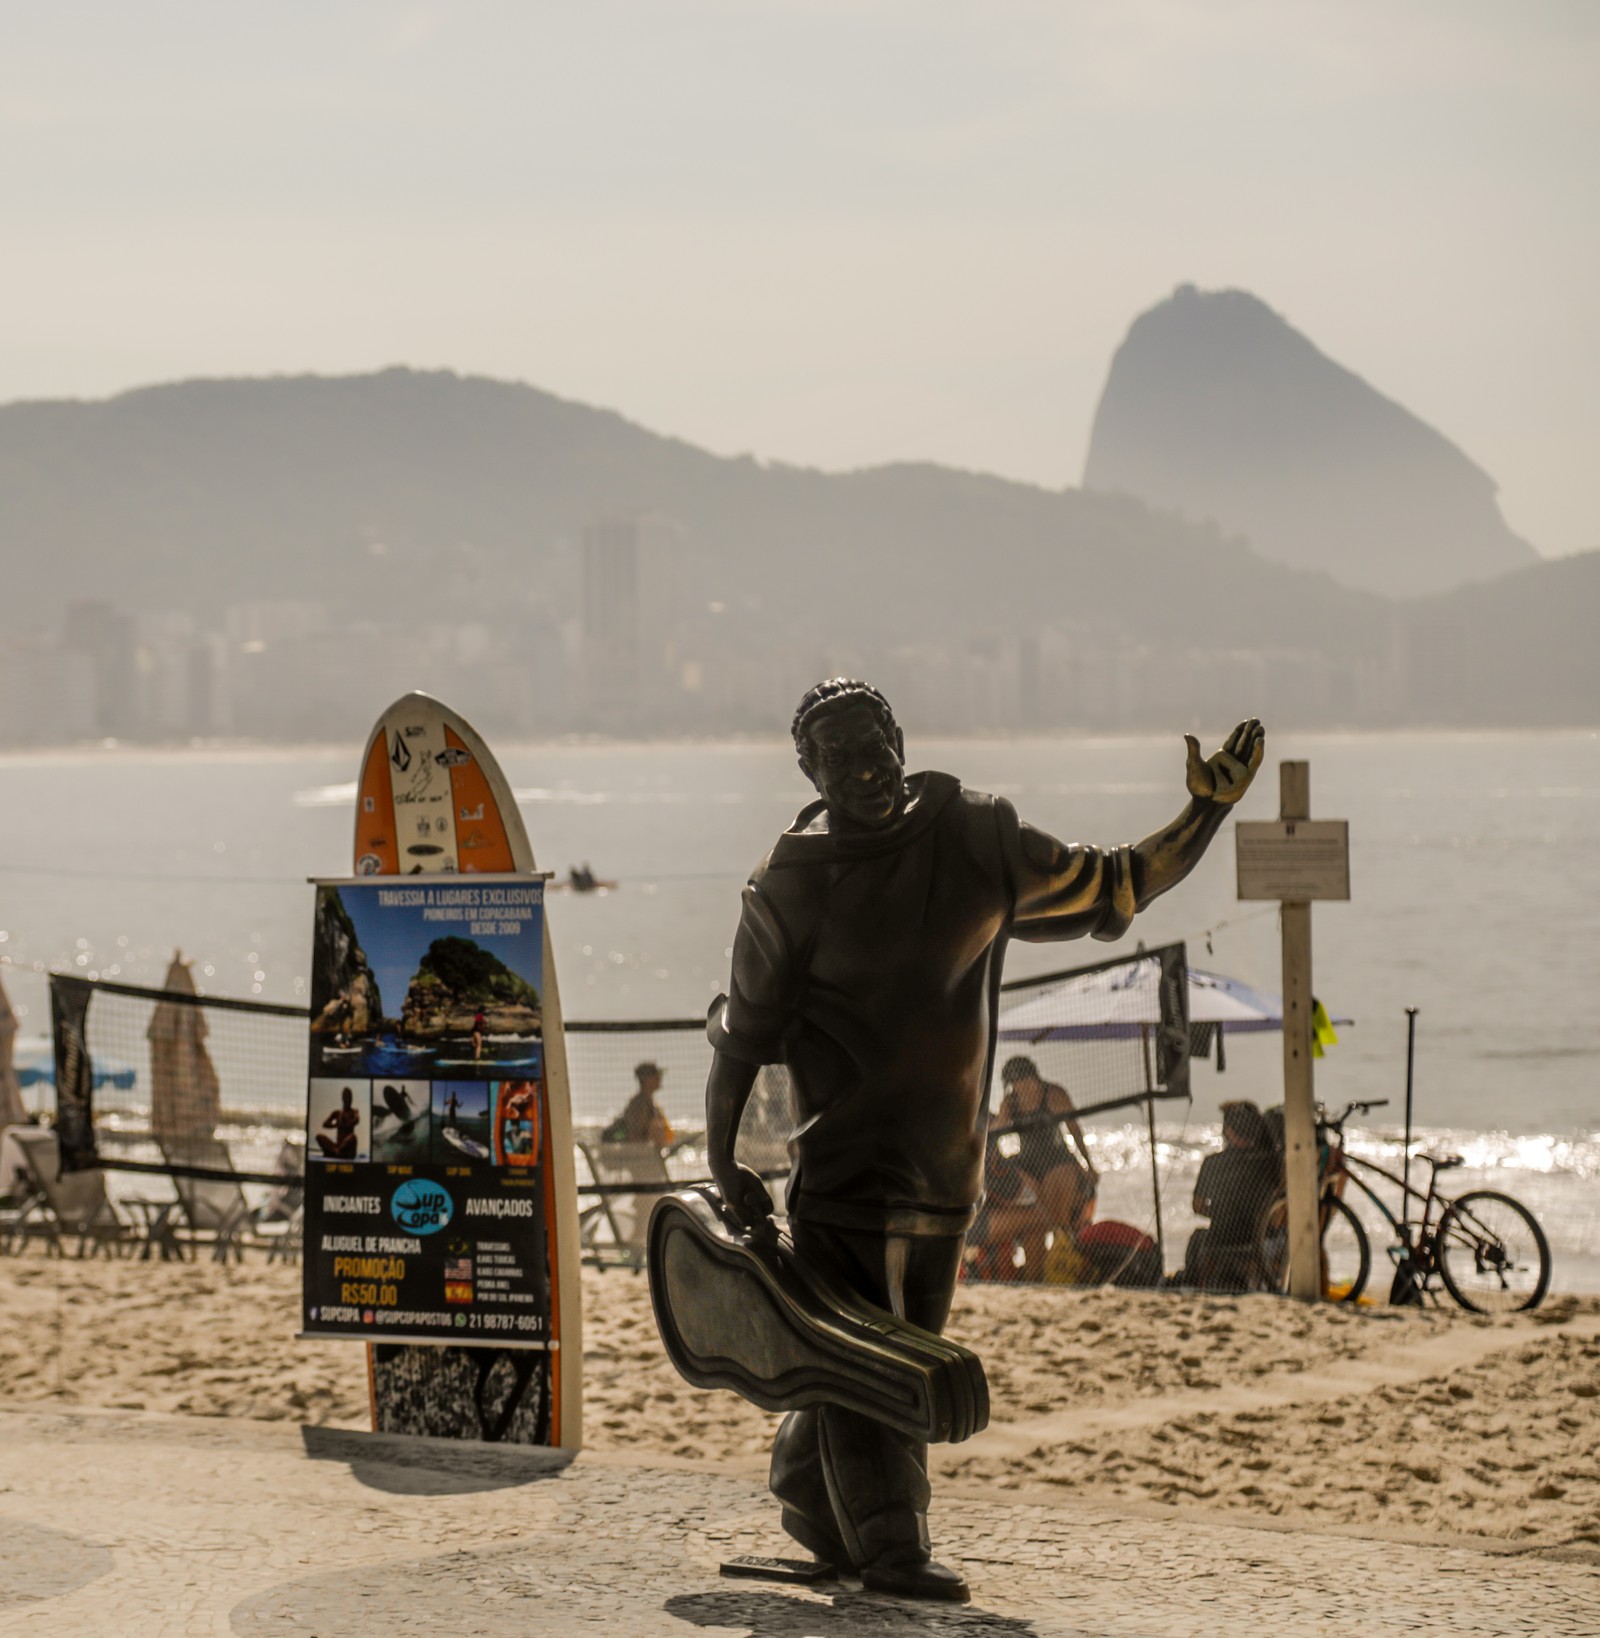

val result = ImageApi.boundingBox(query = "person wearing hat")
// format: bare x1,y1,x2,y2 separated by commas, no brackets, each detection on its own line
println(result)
607,1060,674,1148
995,1055,1097,1280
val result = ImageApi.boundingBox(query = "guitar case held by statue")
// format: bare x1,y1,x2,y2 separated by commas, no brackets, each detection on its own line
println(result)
647,1188,988,1446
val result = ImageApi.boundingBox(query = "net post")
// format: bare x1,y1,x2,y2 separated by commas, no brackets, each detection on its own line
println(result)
1148,941,1191,1276
1141,1026,1164,1270
1279,761,1321,1302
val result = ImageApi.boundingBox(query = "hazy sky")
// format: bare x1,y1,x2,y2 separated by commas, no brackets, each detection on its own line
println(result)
4,1,1596,554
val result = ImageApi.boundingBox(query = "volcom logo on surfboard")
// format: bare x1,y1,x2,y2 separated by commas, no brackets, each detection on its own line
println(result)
390,732,412,773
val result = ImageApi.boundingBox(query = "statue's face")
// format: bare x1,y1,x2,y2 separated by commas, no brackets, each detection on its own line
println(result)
801,700,908,828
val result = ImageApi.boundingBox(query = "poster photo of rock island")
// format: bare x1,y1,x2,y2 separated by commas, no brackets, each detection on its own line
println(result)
309,877,544,1084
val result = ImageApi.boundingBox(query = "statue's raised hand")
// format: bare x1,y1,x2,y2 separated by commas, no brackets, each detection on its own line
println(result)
1184,719,1264,805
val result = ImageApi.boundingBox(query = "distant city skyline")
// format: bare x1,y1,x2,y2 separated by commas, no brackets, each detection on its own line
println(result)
2,2,1595,556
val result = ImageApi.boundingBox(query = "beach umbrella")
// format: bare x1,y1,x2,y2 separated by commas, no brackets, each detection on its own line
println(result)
148,952,224,1148
0,971,26,1126
997,960,1349,1044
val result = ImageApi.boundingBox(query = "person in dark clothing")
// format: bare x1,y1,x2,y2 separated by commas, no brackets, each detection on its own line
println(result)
704,678,1263,1601
1182,1100,1279,1289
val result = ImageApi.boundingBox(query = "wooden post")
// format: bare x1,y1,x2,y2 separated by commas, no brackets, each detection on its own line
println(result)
1279,761,1321,1301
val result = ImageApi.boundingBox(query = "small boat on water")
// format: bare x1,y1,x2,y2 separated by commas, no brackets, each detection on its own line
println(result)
551,863,619,894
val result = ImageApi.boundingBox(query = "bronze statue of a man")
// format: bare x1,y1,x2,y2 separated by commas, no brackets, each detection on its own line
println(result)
704,679,1263,1601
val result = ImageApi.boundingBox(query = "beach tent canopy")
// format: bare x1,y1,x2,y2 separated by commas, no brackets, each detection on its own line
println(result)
997,962,1350,1044
12,1036,136,1090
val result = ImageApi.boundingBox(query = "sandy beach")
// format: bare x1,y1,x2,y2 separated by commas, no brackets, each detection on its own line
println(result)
2,1252,1596,1555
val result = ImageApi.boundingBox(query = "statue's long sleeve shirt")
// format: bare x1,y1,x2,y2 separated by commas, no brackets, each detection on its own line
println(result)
707,771,1137,1231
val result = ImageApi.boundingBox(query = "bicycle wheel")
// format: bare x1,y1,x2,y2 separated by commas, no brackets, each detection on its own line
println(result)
1436,1191,1550,1314
1255,1195,1370,1303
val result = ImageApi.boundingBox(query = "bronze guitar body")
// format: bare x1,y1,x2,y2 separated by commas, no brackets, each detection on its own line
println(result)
647,1189,988,1445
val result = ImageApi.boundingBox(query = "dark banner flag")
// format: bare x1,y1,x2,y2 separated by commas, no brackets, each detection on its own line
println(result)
301,877,554,1349
1155,941,1192,1103
51,974,97,1173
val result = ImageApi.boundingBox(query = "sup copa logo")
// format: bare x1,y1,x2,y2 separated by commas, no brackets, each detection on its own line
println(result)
391,1178,454,1235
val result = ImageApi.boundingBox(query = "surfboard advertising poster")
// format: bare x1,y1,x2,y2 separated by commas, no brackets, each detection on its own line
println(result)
302,873,554,1341
302,691,582,1450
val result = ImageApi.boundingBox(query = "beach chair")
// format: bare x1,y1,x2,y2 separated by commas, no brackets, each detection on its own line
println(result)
576,1138,675,1271
261,1199,305,1265
0,1126,41,1254
257,1140,307,1265
158,1135,259,1262
2,1126,134,1258
181,1135,307,1263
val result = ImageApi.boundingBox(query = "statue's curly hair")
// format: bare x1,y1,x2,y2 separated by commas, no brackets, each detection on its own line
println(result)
790,678,899,762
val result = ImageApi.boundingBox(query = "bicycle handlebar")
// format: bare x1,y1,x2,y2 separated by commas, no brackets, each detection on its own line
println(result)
1319,1098,1389,1132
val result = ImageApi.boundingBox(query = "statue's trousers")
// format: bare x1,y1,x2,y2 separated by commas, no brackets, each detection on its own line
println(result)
768,1220,966,1568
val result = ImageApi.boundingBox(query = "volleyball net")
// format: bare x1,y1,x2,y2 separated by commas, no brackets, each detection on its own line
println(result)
34,942,1297,1292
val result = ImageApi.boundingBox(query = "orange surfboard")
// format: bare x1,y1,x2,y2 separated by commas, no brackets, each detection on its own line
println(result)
349,692,582,1448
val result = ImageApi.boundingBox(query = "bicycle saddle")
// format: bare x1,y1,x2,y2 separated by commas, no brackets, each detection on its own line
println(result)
1424,1152,1465,1171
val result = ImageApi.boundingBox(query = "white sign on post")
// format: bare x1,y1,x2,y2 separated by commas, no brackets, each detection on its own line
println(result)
1235,819,1350,902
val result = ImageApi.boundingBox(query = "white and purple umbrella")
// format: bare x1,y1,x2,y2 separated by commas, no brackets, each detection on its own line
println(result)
998,960,1349,1044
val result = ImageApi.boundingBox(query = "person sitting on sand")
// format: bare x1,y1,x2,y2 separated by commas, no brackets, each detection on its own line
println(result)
603,1061,674,1148
995,1056,1098,1281
966,1127,1031,1281
1181,1100,1279,1290
316,1087,362,1160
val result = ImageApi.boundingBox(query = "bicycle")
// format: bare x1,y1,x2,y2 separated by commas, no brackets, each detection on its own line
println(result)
1256,1099,1551,1313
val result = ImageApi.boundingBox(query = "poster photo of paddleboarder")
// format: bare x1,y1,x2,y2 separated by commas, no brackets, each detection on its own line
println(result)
307,1079,371,1163
432,1080,493,1163
307,879,543,1080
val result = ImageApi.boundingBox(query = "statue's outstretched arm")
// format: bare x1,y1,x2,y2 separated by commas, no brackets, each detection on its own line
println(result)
1130,719,1264,907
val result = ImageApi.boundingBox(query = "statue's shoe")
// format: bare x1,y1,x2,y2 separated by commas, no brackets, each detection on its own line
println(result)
859,1552,970,1603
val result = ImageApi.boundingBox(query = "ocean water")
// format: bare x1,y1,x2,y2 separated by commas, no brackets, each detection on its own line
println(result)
1,729,1596,1285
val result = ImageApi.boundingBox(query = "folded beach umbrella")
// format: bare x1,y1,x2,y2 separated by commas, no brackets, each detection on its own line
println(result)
996,961,1349,1044
148,952,224,1146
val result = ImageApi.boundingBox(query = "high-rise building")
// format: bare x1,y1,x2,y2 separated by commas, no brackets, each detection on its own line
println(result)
579,514,687,728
